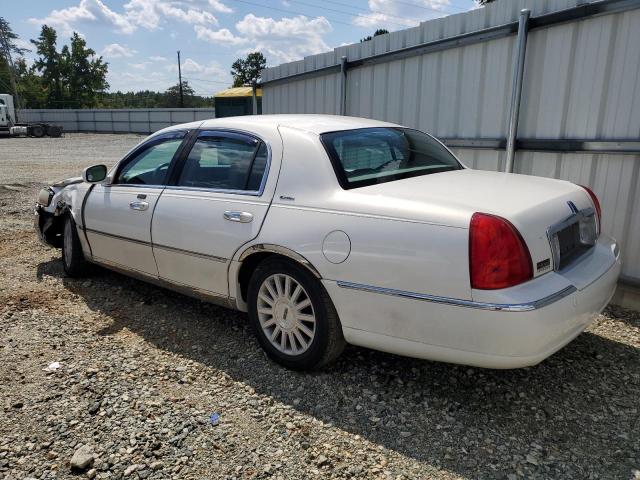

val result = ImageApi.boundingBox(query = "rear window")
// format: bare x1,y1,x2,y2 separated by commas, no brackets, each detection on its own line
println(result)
321,127,462,189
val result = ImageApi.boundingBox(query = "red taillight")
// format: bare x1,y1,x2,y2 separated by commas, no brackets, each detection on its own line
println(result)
469,213,533,290
579,184,601,232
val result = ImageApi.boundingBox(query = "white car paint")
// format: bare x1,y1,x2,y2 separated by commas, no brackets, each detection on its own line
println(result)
84,184,163,276
35,115,621,369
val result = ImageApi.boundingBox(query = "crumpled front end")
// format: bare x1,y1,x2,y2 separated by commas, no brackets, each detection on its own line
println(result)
34,184,68,248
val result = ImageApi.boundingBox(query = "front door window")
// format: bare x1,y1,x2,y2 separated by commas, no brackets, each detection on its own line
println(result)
115,132,186,186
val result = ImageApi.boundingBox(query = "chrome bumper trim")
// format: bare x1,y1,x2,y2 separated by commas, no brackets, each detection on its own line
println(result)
335,281,577,312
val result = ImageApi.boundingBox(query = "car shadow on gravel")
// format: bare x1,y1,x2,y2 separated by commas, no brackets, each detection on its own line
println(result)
37,259,640,478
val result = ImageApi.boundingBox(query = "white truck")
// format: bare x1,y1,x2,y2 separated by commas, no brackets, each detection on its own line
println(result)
0,94,63,138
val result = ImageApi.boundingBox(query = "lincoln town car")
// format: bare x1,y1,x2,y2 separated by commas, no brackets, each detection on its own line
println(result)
34,115,621,370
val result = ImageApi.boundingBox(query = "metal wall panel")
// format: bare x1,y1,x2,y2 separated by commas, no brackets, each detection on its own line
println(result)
17,108,216,134
261,0,640,281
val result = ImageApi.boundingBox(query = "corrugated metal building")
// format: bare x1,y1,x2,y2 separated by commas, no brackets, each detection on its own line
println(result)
260,0,640,303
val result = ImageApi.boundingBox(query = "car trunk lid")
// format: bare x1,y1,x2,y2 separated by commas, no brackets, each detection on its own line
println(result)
340,169,597,277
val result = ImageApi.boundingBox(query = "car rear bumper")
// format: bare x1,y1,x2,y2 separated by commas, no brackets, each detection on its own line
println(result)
324,236,621,369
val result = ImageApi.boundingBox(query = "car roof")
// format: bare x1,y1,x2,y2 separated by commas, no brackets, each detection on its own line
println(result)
196,114,401,135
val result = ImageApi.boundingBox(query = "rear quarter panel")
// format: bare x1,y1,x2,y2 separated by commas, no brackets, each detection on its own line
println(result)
235,125,472,304
254,205,471,300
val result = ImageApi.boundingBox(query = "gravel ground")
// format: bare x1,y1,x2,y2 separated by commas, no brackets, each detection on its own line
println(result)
1,134,639,480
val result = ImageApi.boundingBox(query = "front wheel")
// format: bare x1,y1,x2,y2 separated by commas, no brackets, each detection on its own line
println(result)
62,215,91,277
247,258,345,370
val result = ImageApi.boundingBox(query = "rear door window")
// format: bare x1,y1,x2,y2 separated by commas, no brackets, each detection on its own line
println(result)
177,131,267,192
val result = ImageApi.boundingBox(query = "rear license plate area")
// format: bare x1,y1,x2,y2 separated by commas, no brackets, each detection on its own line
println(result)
549,209,597,270
556,222,589,269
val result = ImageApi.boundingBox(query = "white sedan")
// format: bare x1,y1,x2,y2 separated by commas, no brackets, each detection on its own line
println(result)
34,115,621,370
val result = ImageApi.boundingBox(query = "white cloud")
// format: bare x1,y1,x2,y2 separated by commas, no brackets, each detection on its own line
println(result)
29,0,135,36
354,0,451,29
169,58,227,79
156,5,218,27
235,14,332,64
208,0,233,13
195,14,333,64
29,0,231,35
124,0,224,29
149,55,168,62
194,25,246,46
182,58,204,73
128,62,150,69
101,43,137,58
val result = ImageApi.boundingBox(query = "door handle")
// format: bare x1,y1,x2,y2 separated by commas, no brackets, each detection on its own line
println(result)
223,211,253,223
129,201,149,211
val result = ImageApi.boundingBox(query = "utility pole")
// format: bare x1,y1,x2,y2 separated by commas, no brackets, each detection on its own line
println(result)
177,50,184,108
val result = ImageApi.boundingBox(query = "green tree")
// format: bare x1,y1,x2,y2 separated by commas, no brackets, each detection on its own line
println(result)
230,52,266,88
0,16,30,107
31,25,64,106
15,58,46,108
98,87,213,109
0,55,12,95
30,25,109,108
165,81,196,108
360,28,389,42
60,33,109,108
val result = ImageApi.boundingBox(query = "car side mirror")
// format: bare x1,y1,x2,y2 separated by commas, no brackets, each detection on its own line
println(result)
83,164,107,183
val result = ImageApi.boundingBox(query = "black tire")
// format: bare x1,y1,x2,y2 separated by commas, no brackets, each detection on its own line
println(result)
62,215,91,277
47,125,62,138
31,125,45,138
247,257,346,370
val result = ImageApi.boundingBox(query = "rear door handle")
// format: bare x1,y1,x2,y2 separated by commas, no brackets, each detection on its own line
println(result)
223,211,253,223
129,201,149,211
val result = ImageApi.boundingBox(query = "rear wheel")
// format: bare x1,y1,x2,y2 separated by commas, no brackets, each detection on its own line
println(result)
31,125,45,138
47,125,62,138
247,258,345,370
62,215,91,277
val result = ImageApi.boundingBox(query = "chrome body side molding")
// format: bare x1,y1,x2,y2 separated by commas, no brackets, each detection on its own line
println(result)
85,228,150,246
152,243,227,263
85,228,229,263
335,281,577,312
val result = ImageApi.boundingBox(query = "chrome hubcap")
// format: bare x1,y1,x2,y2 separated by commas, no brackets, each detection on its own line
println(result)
257,273,316,355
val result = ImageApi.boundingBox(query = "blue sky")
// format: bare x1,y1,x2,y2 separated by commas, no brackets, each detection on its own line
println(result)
5,0,477,95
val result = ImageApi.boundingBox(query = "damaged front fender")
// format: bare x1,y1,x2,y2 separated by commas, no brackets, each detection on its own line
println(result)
34,204,64,248
34,180,91,249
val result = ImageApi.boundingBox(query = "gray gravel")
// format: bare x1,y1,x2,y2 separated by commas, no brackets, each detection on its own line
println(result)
0,133,144,185
1,134,639,479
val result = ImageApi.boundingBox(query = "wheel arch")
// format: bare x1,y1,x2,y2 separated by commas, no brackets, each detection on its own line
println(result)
233,244,322,311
